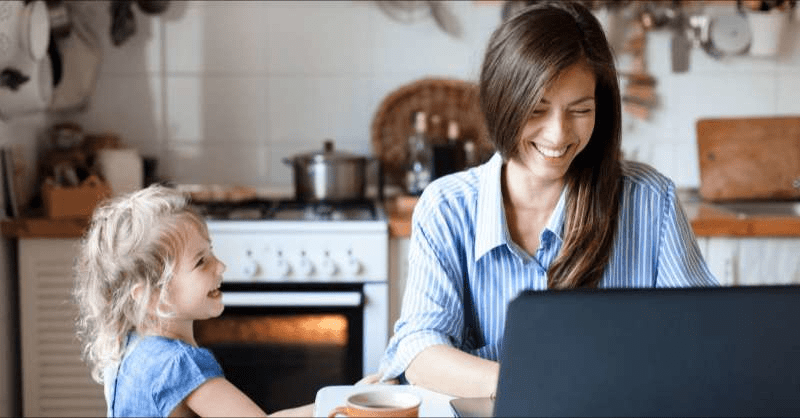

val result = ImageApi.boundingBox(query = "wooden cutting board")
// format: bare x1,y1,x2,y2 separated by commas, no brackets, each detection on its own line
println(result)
696,116,800,202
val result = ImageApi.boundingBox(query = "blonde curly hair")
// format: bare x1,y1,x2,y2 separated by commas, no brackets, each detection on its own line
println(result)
73,184,209,383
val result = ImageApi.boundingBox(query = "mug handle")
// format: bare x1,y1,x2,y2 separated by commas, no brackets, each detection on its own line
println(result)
328,405,350,418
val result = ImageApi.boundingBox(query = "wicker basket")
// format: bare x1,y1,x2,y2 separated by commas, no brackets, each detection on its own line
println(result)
371,77,495,187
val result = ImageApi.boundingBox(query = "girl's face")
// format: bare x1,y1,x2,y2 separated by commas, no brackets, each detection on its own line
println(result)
165,220,226,322
509,61,596,186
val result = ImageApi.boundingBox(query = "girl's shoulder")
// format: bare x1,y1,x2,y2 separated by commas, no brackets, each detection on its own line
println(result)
124,334,219,371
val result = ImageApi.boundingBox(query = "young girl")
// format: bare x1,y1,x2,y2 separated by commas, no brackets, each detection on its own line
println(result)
74,185,313,417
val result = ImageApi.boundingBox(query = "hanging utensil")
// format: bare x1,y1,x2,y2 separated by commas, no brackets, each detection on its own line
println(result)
705,12,751,58
427,1,461,38
375,0,461,38
670,7,691,72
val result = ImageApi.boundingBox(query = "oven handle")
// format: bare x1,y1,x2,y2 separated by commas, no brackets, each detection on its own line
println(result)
222,291,363,307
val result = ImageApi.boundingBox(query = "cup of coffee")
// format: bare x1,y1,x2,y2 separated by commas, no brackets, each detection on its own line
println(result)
328,390,421,418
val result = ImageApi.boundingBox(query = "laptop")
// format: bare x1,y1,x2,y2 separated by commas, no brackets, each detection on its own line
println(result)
489,285,800,417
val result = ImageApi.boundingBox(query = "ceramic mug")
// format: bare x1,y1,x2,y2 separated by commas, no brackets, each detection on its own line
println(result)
328,390,421,418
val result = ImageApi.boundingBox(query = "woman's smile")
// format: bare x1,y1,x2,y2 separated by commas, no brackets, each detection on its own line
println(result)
532,142,571,160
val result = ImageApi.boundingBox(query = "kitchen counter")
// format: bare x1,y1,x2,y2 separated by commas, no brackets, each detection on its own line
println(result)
386,192,800,239
3,191,799,239
1,216,90,238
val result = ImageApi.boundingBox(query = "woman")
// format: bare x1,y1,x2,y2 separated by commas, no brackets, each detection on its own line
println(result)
377,1,717,398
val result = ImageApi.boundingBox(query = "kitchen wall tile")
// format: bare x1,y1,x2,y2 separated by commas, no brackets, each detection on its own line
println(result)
164,1,270,74
776,70,800,114
671,141,701,187
165,140,269,186
73,74,164,156
265,76,320,143
264,1,374,76
267,142,299,188
165,75,268,144
685,47,778,76
311,77,375,144
369,9,476,78
163,140,206,183
165,76,201,141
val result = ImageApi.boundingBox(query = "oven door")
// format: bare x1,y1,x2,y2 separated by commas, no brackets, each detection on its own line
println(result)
194,283,364,412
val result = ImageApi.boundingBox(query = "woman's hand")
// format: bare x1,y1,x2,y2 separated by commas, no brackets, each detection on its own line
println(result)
355,371,399,386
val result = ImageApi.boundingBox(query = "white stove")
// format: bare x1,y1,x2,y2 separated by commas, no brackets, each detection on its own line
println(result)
200,199,387,283
194,198,389,378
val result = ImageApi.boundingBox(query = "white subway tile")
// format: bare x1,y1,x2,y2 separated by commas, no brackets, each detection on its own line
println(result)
164,1,270,73
776,70,800,113
165,76,202,140
266,76,323,142
74,74,164,155
165,141,269,186
165,75,268,143
264,2,374,75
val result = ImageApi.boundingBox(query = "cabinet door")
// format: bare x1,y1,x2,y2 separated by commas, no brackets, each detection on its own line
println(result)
737,238,800,286
18,239,105,417
701,237,740,286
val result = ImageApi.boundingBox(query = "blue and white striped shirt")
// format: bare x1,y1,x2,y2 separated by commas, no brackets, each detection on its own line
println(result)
379,153,717,381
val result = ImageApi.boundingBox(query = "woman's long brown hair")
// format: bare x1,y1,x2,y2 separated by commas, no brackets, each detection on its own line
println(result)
479,1,622,289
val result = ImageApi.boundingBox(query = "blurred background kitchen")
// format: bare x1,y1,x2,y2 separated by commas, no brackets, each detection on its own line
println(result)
1,0,799,416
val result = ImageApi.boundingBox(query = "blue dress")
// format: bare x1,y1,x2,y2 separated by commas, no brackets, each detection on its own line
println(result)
104,332,224,417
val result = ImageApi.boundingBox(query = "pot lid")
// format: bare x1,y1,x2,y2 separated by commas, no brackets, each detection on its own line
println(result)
295,140,366,162
708,13,751,55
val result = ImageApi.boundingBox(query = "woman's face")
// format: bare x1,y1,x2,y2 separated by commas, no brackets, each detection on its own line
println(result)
510,61,596,186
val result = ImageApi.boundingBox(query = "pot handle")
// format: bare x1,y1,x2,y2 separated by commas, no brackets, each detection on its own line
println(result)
368,156,385,202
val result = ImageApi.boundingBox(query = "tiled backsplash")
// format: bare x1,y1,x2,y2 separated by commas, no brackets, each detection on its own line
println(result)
15,0,800,190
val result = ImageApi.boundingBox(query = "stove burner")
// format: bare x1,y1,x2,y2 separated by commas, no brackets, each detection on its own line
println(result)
192,198,382,221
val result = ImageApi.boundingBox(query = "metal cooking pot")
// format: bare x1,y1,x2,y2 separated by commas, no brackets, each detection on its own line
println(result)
283,140,371,202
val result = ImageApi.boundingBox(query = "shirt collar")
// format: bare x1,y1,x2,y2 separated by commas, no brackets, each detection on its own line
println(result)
474,153,568,261
474,153,508,260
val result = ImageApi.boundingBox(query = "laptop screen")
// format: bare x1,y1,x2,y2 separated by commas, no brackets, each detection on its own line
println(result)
494,285,800,417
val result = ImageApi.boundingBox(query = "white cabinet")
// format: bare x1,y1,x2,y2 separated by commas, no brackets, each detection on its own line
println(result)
697,237,800,286
388,237,410,336
18,238,105,417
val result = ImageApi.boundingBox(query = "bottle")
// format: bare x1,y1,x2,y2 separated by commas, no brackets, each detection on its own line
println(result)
432,120,463,179
463,135,477,168
405,111,432,196
446,120,465,171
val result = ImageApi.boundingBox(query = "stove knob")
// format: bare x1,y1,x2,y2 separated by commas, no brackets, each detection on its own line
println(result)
297,252,315,277
240,258,259,279
273,251,292,278
344,251,362,276
320,252,338,276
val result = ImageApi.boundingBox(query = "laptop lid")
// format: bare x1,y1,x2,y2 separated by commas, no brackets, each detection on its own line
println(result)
494,285,800,417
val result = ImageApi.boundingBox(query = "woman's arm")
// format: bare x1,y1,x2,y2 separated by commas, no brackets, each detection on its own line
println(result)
405,344,499,398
